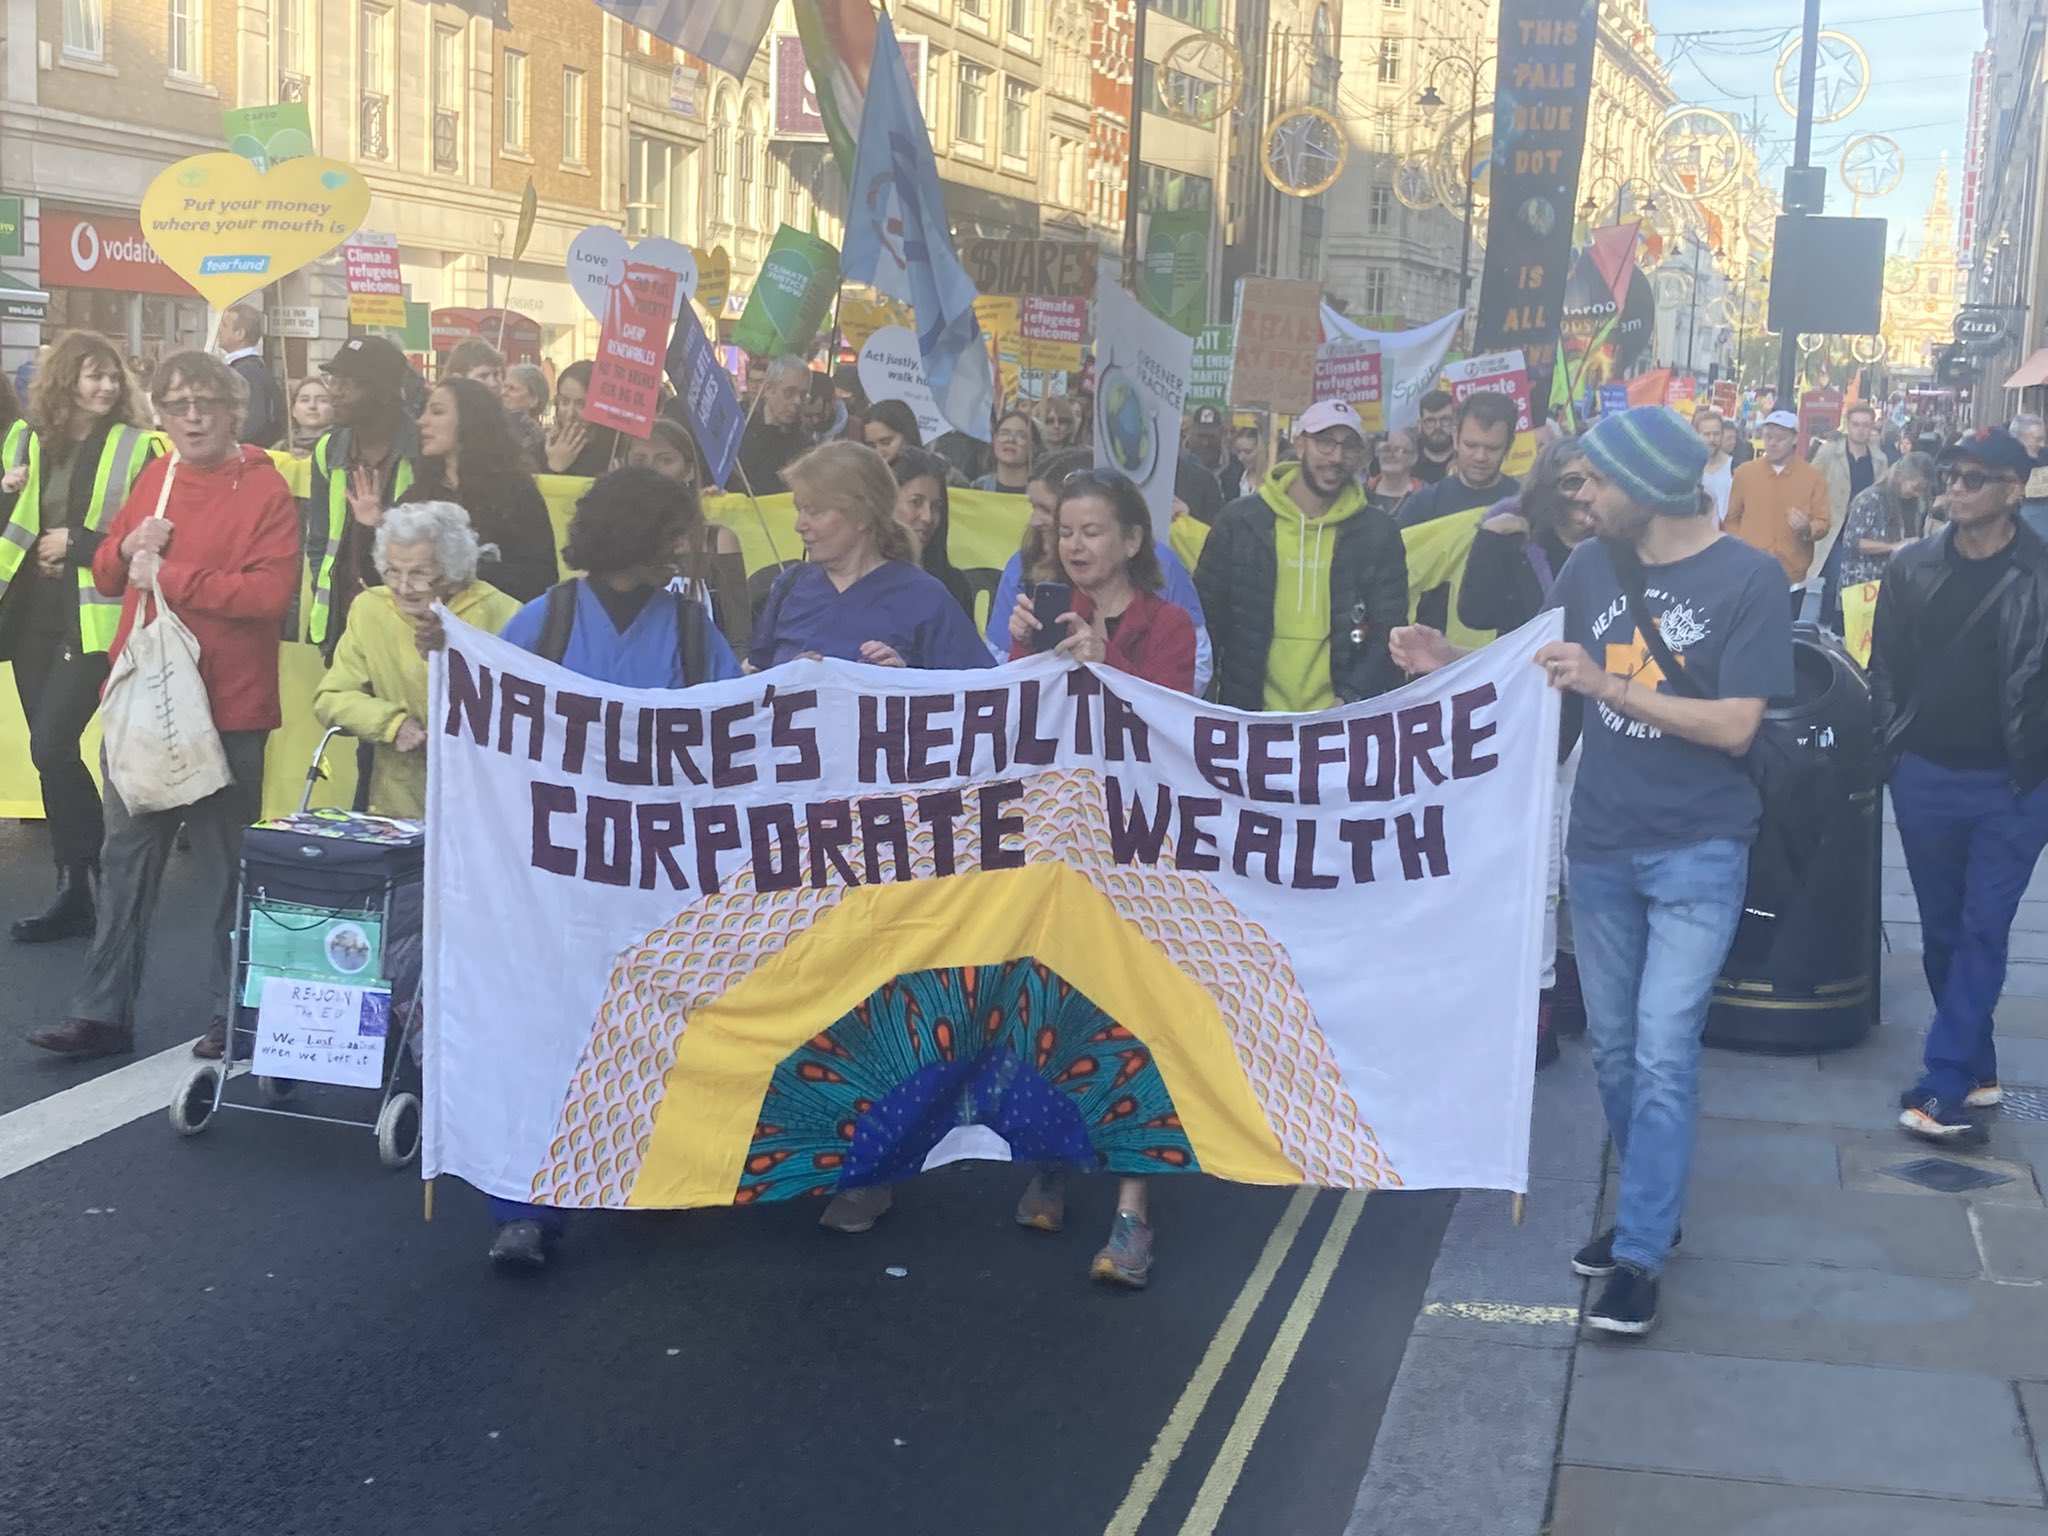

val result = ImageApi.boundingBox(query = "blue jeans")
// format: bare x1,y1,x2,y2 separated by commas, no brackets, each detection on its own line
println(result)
489,1196,567,1233
1891,753,2048,1103
1569,838,1750,1274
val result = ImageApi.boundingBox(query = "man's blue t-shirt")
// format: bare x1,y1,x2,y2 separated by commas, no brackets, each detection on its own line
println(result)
1546,536,1794,861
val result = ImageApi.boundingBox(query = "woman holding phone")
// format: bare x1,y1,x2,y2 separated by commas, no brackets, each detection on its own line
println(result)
1004,467,1195,1288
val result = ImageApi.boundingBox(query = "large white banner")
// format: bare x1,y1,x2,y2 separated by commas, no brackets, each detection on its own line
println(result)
424,613,1562,1209
1094,280,1195,546
1321,305,1463,431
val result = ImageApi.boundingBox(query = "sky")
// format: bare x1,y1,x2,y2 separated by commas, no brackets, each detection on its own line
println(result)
1651,1,1983,255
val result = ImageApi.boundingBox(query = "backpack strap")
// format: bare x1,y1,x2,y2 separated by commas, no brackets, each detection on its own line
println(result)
533,580,580,664
673,589,710,686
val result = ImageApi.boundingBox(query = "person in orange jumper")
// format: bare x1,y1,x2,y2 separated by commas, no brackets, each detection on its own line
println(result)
1724,409,1832,584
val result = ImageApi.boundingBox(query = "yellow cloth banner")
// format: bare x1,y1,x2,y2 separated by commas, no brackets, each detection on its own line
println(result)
0,471,1035,820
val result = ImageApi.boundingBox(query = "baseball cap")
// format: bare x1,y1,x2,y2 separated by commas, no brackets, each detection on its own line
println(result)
1190,404,1225,429
1296,399,1365,441
321,335,410,391
1761,409,1800,432
1938,425,2035,478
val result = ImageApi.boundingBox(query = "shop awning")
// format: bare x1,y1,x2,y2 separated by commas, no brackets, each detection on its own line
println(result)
2004,348,2048,391
0,272,49,321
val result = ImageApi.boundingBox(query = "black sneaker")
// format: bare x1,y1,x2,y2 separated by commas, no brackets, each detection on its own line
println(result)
1571,1224,1680,1279
1584,1263,1659,1337
489,1219,552,1270
1898,1088,1986,1144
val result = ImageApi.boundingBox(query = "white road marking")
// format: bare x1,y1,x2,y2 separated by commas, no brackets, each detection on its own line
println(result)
0,1043,214,1182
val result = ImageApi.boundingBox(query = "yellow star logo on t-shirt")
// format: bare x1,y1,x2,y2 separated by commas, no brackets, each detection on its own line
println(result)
1605,627,1682,691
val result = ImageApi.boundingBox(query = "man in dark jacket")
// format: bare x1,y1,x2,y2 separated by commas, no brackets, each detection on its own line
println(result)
1873,426,2048,1142
1194,398,1407,710
217,303,285,449
736,355,814,493
1397,390,1520,528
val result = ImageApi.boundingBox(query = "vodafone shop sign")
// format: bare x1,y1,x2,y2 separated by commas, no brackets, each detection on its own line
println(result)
40,208,194,297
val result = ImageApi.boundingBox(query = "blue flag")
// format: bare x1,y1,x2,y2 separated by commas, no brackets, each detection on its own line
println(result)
588,0,779,83
665,315,745,491
839,10,994,441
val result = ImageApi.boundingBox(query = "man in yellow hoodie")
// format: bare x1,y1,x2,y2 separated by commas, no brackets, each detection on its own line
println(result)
1194,399,1410,710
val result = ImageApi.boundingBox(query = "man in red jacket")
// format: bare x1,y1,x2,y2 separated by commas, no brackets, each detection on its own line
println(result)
28,351,301,1061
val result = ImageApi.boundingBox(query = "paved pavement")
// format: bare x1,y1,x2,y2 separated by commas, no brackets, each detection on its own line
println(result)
0,819,1457,1536
1551,821,2048,1533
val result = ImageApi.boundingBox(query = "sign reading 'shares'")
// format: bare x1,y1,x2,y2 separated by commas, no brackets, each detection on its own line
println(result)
139,152,370,310
423,615,1562,1212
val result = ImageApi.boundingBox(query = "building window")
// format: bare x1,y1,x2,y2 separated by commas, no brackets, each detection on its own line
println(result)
628,134,687,242
1006,0,1030,38
501,49,528,151
1147,0,1221,27
1001,78,1033,164
1363,266,1391,314
561,66,586,166
169,0,203,80
1369,184,1391,230
1377,39,1402,84
1373,116,1397,153
961,0,989,19
1384,0,1403,7
711,93,734,223
1049,135,1083,208
432,25,463,173
739,101,761,228
62,0,102,58
359,4,392,160
1143,60,1219,121
956,63,989,149
277,0,312,94
1137,164,1213,212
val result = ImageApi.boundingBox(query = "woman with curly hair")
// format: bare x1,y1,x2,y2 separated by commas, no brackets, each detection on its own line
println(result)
0,332,157,944
388,375,558,603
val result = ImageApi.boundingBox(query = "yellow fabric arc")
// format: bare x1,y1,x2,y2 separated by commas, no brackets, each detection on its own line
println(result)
626,864,1304,1208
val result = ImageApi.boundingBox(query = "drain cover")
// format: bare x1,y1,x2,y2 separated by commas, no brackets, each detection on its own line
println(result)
1884,1157,2012,1194
1998,1086,2048,1125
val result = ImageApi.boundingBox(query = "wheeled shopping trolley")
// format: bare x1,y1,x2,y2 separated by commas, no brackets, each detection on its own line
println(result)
167,728,426,1168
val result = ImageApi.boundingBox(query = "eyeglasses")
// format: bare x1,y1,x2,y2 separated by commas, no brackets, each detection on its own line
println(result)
379,568,443,592
1942,467,2017,493
159,396,231,418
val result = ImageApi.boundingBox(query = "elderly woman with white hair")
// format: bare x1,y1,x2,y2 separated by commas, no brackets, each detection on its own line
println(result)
313,499,520,818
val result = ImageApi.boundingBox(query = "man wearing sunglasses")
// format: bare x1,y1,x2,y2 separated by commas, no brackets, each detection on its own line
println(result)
1872,426,2048,1142
1195,398,1408,710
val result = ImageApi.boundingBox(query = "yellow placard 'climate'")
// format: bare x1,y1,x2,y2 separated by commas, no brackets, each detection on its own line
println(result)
140,153,370,310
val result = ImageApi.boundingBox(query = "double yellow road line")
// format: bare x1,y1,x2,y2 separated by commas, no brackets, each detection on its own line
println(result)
1103,1187,1370,1536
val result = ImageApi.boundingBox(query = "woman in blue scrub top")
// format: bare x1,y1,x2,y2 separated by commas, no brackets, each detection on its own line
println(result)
748,441,993,674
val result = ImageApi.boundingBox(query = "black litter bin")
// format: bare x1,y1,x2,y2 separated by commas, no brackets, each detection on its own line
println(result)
1705,624,1882,1053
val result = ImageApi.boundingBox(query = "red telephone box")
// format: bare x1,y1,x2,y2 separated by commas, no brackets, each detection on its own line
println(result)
1798,386,1842,457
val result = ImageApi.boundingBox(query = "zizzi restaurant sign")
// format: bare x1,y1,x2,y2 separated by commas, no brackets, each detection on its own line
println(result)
40,208,194,297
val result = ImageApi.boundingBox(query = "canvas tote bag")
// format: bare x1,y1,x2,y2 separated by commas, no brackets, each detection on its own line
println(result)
98,458,232,814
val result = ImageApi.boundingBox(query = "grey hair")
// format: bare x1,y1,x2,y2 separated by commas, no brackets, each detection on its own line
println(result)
152,349,248,433
505,362,549,412
764,354,813,387
1382,425,1420,455
2014,413,2044,437
374,499,481,587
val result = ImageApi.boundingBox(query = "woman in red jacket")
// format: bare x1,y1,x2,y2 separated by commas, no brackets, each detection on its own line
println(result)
1006,468,1196,693
26,350,301,1063
1005,468,1195,1288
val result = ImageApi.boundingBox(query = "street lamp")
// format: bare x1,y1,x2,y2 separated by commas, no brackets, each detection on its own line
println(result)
1683,242,1723,377
1416,51,1496,324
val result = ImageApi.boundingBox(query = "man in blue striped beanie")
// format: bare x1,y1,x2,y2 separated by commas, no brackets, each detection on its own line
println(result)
1393,404,1793,1337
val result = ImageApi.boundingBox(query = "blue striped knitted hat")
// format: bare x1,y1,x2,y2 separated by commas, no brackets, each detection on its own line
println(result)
1579,405,1710,516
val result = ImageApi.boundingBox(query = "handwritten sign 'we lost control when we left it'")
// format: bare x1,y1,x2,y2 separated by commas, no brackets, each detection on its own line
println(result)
253,978,390,1089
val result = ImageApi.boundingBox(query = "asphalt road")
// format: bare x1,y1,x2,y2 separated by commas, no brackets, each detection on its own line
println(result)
0,817,1453,1536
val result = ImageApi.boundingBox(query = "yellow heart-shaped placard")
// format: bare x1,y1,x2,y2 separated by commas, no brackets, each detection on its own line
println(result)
140,153,371,309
